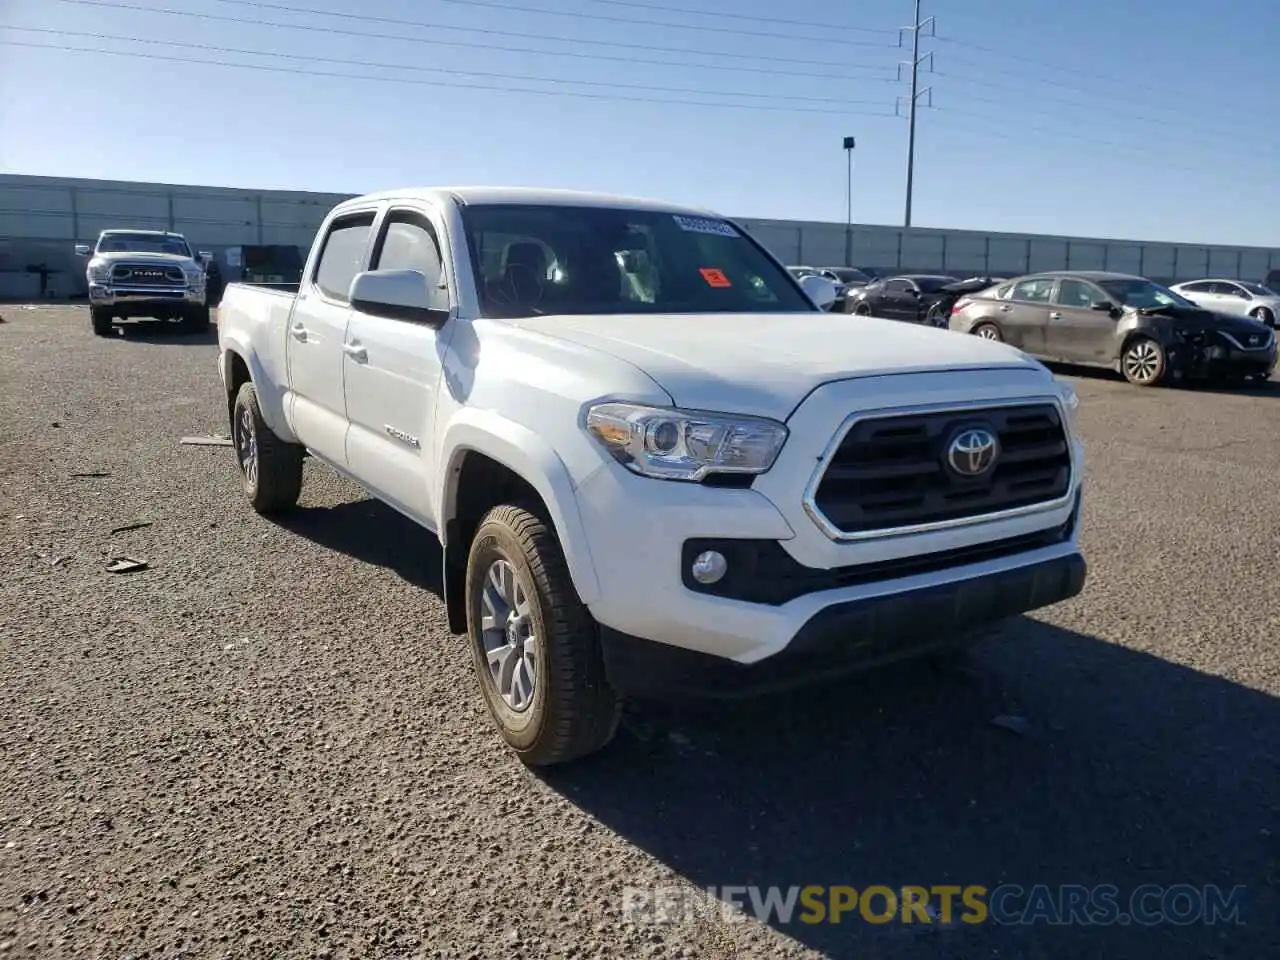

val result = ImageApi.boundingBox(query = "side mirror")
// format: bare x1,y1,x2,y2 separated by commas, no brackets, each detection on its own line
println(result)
909,288,921,297
198,251,213,264
349,269,450,328
1091,300,1117,314
74,244,91,257
799,273,838,310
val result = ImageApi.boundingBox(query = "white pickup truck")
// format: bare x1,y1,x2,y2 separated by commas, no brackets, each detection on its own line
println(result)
216,187,1086,765
76,229,213,336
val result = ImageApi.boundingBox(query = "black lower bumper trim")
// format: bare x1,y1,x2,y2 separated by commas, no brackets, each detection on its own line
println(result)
599,551,1087,698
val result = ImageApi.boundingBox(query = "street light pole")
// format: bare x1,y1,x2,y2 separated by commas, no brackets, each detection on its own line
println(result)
843,135,856,266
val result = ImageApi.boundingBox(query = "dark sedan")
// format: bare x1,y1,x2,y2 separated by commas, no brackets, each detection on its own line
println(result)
846,274,960,322
950,271,1277,387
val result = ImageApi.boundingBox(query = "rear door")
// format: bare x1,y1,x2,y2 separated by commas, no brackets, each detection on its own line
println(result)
285,209,377,466
1045,277,1116,363
342,203,454,527
997,277,1056,353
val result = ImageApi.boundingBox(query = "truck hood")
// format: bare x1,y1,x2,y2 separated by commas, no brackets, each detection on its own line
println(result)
90,251,195,265
514,312,1041,419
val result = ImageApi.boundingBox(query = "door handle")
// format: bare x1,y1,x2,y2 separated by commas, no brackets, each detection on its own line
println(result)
1049,312,1063,320
342,341,368,362
289,322,307,341
999,304,1013,312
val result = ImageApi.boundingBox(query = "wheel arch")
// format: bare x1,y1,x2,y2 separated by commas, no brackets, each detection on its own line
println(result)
436,411,602,634
219,340,297,443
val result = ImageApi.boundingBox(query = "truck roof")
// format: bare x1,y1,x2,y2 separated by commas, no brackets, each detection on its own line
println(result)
99,228,186,237
340,186,723,218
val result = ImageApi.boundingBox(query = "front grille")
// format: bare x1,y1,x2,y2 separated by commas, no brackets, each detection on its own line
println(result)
111,263,186,285
811,403,1071,536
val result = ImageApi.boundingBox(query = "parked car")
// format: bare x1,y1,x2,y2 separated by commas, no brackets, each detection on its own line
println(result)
923,276,1008,328
950,271,1276,386
846,274,961,323
1168,279,1280,328
75,229,213,336
217,186,1086,765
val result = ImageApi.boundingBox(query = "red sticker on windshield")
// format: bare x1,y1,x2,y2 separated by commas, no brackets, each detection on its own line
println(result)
699,268,731,288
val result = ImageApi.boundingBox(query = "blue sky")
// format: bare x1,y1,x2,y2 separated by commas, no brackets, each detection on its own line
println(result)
1,0,1278,245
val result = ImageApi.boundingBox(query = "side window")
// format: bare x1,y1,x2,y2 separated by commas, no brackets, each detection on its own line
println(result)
1054,279,1100,308
372,210,446,289
1183,281,1212,294
1011,278,1054,303
884,279,910,295
313,213,375,301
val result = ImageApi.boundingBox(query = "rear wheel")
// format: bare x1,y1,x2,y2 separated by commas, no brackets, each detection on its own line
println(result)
90,308,113,337
854,303,872,316
1249,306,1275,327
926,303,949,328
971,322,1002,341
231,381,304,514
466,504,621,766
1121,336,1166,387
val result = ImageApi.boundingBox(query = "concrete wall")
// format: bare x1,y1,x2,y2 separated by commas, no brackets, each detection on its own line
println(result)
2,174,1278,299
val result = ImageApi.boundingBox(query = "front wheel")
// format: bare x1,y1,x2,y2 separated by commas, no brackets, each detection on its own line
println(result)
231,381,304,513
1121,336,1166,387
90,307,113,337
854,303,872,317
466,504,620,767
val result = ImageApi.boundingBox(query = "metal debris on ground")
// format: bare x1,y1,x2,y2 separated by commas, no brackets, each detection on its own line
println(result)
990,714,1031,736
70,471,111,478
180,435,233,447
105,556,148,574
109,521,154,535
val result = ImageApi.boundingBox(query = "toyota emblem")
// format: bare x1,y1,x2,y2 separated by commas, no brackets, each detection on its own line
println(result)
946,427,1000,477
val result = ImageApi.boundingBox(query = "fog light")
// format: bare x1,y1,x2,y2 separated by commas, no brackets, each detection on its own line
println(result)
691,550,728,585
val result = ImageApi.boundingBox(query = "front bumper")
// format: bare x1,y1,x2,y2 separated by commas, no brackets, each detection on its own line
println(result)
1167,336,1275,380
88,282,205,311
600,548,1086,697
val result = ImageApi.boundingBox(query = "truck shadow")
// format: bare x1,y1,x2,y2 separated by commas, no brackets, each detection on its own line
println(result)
270,497,444,596
117,319,219,346
1049,361,1279,398
540,618,1279,959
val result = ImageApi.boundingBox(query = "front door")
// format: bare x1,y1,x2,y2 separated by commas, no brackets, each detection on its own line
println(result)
342,204,453,528
1044,277,1116,363
285,210,377,466
880,279,919,320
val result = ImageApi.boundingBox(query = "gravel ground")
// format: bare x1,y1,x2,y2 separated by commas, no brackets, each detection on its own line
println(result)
1,305,1277,959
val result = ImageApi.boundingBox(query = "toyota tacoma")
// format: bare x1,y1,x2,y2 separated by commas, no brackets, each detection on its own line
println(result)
215,187,1087,765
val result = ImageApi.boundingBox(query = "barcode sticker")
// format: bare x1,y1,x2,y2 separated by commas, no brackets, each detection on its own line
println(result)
673,215,739,237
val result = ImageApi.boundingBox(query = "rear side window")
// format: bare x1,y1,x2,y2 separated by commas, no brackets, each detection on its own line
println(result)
314,213,375,301
994,283,1012,299
1011,278,1054,303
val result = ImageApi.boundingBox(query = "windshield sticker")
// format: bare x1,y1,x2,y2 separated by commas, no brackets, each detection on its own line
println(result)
673,215,739,238
699,268,732,288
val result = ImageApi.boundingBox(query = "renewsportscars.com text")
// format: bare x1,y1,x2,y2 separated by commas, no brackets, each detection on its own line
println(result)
622,884,1247,927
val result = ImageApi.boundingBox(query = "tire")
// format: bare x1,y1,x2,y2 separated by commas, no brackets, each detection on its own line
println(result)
971,322,1002,342
926,304,949,328
1120,336,1166,387
465,504,621,767
1250,306,1275,327
854,303,872,316
184,305,212,333
90,307,113,337
230,381,304,514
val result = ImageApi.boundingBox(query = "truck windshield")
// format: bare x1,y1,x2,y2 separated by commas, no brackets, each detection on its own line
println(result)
460,204,815,318
97,234,191,257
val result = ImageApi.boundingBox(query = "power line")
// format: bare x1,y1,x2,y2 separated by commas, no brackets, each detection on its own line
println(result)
2,26,897,109
55,0,900,75
580,0,901,34
207,0,898,48
1,40,903,118
925,106,1275,182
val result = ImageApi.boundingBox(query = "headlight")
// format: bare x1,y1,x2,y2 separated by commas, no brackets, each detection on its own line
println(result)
1058,381,1080,435
585,402,788,482
87,262,111,281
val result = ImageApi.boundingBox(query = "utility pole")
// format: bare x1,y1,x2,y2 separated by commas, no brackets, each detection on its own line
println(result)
898,0,934,228
843,136,856,266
